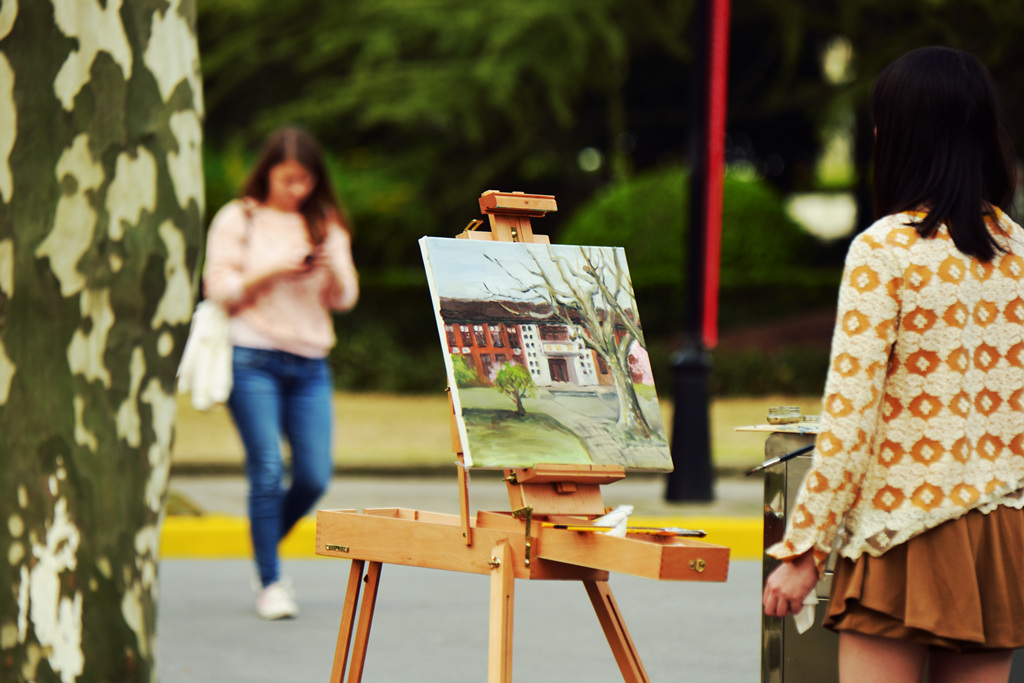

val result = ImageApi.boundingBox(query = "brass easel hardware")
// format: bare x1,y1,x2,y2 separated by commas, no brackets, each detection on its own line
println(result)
461,218,484,235
511,506,533,567
689,559,706,573
512,507,532,523
488,556,502,569
325,544,350,553
505,473,519,485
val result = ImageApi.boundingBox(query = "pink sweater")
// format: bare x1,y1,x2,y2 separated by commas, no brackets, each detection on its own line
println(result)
203,200,359,358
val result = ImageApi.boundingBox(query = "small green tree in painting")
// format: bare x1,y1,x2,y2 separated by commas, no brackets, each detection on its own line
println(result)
493,362,536,416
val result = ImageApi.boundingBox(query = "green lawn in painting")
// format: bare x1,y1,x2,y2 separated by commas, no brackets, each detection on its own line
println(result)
461,408,591,468
455,386,671,470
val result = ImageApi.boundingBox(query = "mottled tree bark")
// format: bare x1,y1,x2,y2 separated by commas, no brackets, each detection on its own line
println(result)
0,1,202,680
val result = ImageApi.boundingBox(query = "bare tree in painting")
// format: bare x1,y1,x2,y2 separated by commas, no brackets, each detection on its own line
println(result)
486,247,654,439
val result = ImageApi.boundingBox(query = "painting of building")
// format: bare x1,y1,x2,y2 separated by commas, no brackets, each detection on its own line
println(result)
420,236,672,472
440,299,622,389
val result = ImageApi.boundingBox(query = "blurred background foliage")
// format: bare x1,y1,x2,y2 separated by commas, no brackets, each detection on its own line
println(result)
197,0,1024,395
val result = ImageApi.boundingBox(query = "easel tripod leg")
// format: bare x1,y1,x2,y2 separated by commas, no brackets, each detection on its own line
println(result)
488,540,514,683
330,560,365,683
584,580,650,683
348,561,383,682
328,560,383,683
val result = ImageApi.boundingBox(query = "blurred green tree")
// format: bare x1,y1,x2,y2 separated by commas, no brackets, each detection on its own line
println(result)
829,0,1024,228
198,0,1024,250
195,0,1024,395
198,0,695,265
730,0,1024,226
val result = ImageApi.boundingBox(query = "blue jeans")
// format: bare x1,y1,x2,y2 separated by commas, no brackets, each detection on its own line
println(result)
228,347,334,587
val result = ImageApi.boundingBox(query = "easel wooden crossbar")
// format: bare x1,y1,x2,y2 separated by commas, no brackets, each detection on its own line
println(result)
316,190,731,682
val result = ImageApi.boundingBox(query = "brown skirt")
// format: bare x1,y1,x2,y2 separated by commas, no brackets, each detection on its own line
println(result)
824,505,1024,652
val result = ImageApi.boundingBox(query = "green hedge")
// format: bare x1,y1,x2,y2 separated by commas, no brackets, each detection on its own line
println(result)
557,165,823,288
554,165,838,397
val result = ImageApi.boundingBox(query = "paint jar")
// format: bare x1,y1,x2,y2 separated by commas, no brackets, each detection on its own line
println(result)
766,406,801,425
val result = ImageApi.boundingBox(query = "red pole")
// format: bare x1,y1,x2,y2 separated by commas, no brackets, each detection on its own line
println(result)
701,0,730,349
666,0,731,502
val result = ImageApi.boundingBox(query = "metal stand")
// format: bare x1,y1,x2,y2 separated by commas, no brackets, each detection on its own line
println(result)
758,431,837,683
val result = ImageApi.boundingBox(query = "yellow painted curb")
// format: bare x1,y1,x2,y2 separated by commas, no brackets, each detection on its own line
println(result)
159,515,322,560
160,515,763,561
630,516,763,561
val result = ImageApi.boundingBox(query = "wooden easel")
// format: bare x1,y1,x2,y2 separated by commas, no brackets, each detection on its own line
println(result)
316,191,730,683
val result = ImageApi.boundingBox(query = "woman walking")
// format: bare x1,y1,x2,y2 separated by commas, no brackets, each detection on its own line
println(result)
203,127,359,619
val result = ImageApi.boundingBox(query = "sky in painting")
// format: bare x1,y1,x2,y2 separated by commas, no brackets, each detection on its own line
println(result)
419,237,631,303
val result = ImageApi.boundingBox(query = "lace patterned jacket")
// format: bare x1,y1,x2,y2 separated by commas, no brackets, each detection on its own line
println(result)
768,210,1024,571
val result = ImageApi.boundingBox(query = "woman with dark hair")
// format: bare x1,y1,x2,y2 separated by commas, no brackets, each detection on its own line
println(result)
203,127,359,619
763,47,1024,681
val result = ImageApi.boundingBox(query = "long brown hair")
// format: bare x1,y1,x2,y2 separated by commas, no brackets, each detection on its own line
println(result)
241,127,348,245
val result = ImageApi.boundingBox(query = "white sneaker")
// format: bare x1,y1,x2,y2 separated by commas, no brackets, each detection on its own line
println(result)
256,580,299,620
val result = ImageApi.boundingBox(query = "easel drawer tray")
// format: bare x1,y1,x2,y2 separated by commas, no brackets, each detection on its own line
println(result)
535,529,730,582
315,508,608,581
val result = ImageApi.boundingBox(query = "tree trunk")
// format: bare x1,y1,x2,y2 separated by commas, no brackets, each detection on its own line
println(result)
608,356,652,438
593,338,652,439
514,391,525,416
0,1,202,681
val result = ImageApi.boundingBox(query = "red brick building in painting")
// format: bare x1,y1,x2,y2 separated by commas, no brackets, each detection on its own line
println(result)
439,299,618,388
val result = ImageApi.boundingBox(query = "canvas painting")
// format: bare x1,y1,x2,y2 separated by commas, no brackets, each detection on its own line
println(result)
419,236,673,471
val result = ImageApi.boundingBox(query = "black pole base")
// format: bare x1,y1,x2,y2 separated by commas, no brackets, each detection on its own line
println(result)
665,342,714,502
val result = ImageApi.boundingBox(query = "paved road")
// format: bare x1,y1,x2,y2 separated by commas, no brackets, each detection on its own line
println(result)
157,559,763,682
159,473,765,680
159,473,1024,681
162,474,1024,682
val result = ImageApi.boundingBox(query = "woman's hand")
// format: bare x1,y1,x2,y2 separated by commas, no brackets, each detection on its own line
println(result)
300,246,328,271
762,551,819,617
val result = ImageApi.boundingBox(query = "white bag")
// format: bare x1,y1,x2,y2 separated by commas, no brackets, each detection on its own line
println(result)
176,300,232,410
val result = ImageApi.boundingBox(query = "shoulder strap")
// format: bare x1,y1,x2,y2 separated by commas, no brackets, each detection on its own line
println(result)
238,198,256,245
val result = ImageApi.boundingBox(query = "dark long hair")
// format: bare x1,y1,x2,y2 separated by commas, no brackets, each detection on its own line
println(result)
241,127,347,245
871,47,1017,261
